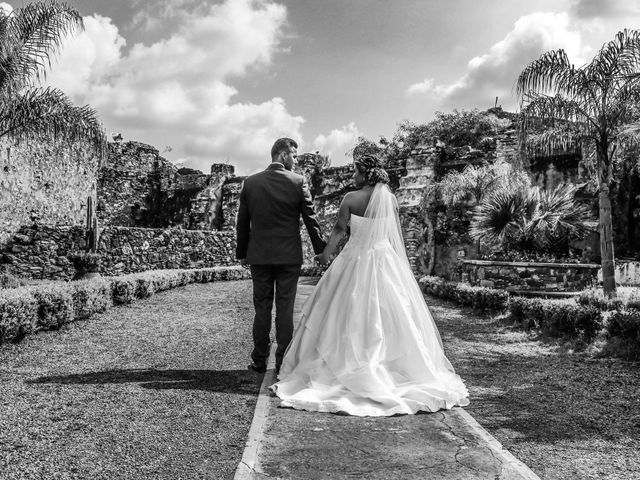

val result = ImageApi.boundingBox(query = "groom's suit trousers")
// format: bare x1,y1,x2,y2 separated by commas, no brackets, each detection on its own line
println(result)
250,264,301,369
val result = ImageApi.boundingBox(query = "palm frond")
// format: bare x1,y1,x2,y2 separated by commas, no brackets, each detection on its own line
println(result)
471,181,593,253
469,183,538,243
516,49,574,98
438,159,528,207
0,86,106,159
588,29,640,83
0,1,82,93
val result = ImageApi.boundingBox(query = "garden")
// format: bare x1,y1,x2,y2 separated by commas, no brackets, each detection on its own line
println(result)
0,2,640,479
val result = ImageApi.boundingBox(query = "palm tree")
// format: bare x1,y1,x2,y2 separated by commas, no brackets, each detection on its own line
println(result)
0,1,106,159
470,182,594,255
438,159,528,206
516,29,640,297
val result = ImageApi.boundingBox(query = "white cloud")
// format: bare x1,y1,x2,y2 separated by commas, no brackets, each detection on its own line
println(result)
570,0,640,19
0,2,12,15
406,78,434,96
407,12,591,111
44,0,303,175
312,122,361,166
45,15,126,99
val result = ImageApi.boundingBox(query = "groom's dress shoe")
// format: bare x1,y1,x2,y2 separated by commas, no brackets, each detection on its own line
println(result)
248,363,266,374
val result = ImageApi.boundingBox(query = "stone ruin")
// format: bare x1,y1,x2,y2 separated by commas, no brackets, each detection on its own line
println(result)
93,110,523,277
2,106,603,281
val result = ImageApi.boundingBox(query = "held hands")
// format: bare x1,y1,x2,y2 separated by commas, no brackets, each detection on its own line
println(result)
314,251,331,267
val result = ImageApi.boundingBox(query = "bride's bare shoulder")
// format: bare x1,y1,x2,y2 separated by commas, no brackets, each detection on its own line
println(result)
341,189,371,216
341,190,366,205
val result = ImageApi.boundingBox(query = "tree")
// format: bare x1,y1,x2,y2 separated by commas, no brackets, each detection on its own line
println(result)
438,159,528,206
0,1,106,159
516,29,640,297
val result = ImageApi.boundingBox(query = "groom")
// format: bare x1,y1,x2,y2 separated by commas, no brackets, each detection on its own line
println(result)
236,138,326,375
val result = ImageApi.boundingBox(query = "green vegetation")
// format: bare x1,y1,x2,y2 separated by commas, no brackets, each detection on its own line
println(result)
470,182,594,257
0,1,106,158
516,29,640,296
420,275,640,360
0,266,249,345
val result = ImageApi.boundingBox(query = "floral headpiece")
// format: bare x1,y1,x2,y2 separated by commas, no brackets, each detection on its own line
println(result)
355,155,389,185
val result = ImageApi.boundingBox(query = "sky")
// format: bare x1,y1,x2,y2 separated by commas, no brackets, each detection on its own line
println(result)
4,0,640,174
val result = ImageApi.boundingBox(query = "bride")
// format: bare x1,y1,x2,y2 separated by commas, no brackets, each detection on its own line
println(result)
270,155,469,417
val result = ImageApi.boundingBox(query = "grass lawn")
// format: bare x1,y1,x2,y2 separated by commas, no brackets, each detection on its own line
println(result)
0,280,262,480
430,294,640,480
2,278,638,480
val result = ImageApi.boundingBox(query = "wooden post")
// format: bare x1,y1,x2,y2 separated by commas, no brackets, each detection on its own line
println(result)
85,195,98,253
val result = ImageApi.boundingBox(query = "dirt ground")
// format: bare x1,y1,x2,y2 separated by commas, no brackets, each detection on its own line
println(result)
428,294,640,480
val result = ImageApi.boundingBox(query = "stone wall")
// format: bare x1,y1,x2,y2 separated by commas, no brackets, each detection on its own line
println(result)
97,141,235,231
190,164,235,230
97,227,236,276
0,224,236,280
0,138,99,247
432,243,478,279
395,146,437,274
460,259,600,293
598,261,640,287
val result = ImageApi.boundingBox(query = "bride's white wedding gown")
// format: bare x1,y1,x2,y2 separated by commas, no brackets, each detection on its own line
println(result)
270,184,469,416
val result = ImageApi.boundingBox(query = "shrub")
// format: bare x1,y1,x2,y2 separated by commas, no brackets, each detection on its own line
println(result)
508,296,603,341
69,252,102,277
71,278,112,320
0,288,38,344
419,276,509,311
0,266,250,346
0,273,25,289
133,274,157,299
110,277,136,305
578,286,640,311
192,269,205,283
32,285,74,330
456,283,510,311
605,310,640,360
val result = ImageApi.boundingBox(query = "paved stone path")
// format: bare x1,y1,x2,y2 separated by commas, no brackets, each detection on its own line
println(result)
235,278,540,480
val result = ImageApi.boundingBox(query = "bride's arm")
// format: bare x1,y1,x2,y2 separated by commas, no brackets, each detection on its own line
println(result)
316,195,351,264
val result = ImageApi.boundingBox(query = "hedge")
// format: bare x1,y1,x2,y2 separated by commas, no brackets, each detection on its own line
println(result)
577,286,640,311
508,296,603,342
71,278,112,320
32,285,74,330
0,266,250,345
418,275,509,311
0,288,38,344
604,310,640,360
419,275,604,342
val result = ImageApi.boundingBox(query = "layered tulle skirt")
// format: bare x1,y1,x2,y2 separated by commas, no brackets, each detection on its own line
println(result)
270,235,469,417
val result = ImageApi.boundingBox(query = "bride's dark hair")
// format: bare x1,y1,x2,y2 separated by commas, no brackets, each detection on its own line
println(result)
354,155,389,186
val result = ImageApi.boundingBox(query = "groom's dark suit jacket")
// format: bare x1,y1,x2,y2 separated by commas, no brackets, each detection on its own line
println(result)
236,162,325,264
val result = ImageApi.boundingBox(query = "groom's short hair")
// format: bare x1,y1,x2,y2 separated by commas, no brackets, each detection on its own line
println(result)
271,138,298,159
